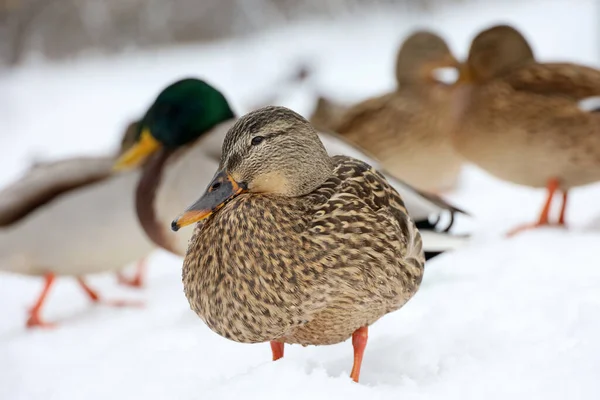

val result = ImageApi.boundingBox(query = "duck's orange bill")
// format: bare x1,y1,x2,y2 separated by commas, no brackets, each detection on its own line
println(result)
171,170,246,231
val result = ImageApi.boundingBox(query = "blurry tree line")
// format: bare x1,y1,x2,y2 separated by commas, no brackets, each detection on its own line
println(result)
1,0,464,66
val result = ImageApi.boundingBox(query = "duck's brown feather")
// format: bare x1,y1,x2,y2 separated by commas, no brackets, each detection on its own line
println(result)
331,86,462,192
183,155,424,346
504,63,600,100
454,74,600,189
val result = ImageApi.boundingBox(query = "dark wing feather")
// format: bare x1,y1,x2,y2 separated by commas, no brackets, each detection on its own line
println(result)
0,156,115,227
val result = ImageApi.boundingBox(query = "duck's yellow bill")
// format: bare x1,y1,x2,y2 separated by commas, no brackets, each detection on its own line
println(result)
113,128,161,171
171,170,246,231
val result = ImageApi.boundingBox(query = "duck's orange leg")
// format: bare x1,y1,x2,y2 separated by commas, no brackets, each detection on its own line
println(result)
270,341,285,361
76,278,144,307
350,326,368,383
507,178,560,237
26,272,56,328
558,191,568,226
116,258,147,289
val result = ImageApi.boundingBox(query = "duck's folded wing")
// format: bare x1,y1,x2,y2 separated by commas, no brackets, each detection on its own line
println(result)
505,63,600,100
317,130,467,222
0,156,115,226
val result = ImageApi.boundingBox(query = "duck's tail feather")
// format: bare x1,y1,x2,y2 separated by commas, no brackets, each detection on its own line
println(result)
419,230,469,261
415,210,456,233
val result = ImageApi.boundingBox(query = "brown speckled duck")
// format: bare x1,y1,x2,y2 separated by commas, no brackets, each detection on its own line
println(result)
171,106,424,383
452,24,600,235
310,30,463,193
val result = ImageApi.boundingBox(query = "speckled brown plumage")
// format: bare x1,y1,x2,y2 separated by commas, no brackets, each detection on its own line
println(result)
179,106,424,351
314,31,463,193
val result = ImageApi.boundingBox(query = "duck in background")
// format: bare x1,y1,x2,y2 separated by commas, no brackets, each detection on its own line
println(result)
171,106,425,383
451,24,600,235
306,30,464,194
114,77,470,262
0,120,153,328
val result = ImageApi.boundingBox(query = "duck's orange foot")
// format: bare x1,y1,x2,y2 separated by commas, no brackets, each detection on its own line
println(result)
26,272,56,329
116,272,144,289
506,222,566,237
26,313,55,329
270,341,285,361
77,277,144,308
101,299,145,308
116,259,146,289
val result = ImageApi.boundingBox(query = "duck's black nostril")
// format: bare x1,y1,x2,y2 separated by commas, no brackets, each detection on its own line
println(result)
211,182,221,191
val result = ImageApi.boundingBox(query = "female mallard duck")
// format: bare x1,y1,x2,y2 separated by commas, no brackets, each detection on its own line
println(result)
452,24,600,234
0,121,153,327
309,30,463,193
114,78,469,261
171,106,425,383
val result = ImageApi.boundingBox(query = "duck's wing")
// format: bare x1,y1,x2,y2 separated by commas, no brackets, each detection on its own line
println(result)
327,155,465,263
318,131,469,258
0,156,115,227
317,130,467,221
504,63,600,101
315,155,425,268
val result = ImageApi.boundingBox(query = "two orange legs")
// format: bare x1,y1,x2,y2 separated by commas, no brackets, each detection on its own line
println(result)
116,258,147,288
508,178,568,236
270,326,369,383
27,265,144,328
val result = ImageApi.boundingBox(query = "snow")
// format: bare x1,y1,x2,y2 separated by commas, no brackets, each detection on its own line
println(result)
2,0,600,398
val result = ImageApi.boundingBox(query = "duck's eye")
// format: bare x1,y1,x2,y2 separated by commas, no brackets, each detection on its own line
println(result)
251,136,265,146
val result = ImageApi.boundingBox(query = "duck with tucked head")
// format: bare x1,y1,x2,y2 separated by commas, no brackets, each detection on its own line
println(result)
309,30,463,193
171,106,425,383
115,78,470,261
452,24,600,235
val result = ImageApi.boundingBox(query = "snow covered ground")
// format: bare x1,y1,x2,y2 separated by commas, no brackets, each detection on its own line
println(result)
2,0,600,399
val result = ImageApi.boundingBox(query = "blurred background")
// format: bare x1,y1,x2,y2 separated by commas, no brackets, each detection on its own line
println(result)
1,0,598,175
2,0,598,181
2,1,600,399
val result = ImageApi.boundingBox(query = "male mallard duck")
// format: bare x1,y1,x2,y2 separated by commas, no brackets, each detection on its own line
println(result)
309,30,463,193
171,106,425,383
0,122,152,328
451,24,600,234
115,78,469,261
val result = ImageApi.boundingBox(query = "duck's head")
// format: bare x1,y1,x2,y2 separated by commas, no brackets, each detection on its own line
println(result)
171,106,333,230
395,30,460,87
459,24,535,84
113,78,235,170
